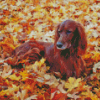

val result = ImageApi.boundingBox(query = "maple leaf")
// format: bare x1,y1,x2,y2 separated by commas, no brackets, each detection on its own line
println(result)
81,89,98,99
65,77,81,92
0,0,100,99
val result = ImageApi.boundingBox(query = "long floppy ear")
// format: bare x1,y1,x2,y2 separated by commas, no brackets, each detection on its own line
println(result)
77,22,87,55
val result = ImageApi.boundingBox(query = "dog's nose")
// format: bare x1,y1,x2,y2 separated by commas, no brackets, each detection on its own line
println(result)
57,42,63,48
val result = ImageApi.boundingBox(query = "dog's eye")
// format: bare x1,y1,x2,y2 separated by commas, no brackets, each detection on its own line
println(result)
58,30,62,34
67,30,71,34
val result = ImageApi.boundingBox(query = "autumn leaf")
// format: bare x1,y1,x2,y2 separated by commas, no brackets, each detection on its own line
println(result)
19,70,29,81
9,74,21,81
65,77,81,92
0,0,100,99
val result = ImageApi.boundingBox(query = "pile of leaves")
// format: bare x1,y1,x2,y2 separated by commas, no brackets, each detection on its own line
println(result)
0,0,100,99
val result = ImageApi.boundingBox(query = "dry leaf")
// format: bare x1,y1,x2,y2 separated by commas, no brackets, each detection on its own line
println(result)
65,77,81,92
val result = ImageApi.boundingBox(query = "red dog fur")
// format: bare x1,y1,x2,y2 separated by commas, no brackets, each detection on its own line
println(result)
7,20,87,78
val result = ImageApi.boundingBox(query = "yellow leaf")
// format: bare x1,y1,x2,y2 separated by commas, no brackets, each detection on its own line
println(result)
47,16,52,21
91,97,98,100
3,17,9,23
39,58,46,65
16,0,21,6
13,36,18,43
18,12,24,18
34,5,41,11
52,16,60,23
34,58,46,69
20,70,29,81
7,84,19,95
65,77,81,92
93,12,97,17
36,26,42,33
92,19,97,23
9,74,21,81
0,90,9,96
0,42,15,50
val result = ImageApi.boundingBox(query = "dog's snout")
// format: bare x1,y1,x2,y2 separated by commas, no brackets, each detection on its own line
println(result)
57,42,63,48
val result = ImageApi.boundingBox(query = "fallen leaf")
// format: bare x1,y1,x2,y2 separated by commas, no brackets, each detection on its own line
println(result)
65,77,81,92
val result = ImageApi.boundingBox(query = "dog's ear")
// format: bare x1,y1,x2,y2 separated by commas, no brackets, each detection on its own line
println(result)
77,22,87,55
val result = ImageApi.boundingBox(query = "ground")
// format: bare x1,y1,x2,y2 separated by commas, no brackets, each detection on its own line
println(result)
0,0,100,99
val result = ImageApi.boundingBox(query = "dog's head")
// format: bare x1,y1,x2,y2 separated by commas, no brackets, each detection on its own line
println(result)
54,19,87,55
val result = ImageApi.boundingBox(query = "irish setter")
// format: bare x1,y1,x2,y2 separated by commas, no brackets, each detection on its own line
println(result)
7,20,87,78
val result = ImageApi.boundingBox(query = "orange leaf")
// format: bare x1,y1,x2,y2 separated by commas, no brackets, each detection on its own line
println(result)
37,95,45,100
52,93,67,100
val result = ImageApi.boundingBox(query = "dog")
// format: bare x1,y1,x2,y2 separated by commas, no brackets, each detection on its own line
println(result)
7,19,87,78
